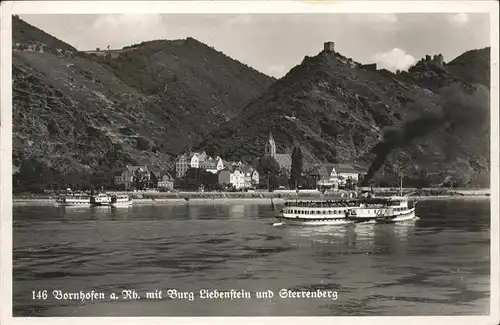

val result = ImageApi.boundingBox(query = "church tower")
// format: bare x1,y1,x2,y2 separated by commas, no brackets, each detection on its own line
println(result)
265,133,276,157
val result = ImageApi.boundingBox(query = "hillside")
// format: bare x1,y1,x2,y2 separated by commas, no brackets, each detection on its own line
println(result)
199,47,490,187
12,17,274,191
401,47,491,92
12,15,76,53
446,47,490,89
96,38,274,121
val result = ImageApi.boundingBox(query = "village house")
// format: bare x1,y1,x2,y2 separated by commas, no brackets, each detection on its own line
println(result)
304,163,362,190
229,168,245,189
224,160,244,169
241,166,260,188
217,165,247,190
175,155,190,178
175,151,224,178
156,171,174,191
114,165,151,190
199,156,225,174
264,133,292,171
333,164,361,185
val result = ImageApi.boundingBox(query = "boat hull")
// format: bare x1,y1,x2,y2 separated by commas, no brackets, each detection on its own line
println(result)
110,201,134,208
53,201,92,207
373,209,416,223
276,216,353,226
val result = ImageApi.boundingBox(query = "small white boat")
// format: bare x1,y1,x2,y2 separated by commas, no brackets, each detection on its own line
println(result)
90,193,112,206
110,194,134,207
53,194,92,207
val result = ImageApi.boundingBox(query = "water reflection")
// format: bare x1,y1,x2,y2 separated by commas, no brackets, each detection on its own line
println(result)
229,204,245,218
279,219,418,255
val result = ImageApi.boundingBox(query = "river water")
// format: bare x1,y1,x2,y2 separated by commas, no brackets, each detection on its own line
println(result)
13,198,490,316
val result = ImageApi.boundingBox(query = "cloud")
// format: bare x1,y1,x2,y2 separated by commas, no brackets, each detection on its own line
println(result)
447,13,469,26
265,64,288,78
372,48,416,72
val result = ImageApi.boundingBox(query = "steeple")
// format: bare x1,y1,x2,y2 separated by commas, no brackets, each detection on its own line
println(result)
265,132,276,157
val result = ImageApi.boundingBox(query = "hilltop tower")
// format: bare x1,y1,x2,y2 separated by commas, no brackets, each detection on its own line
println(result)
265,133,276,158
432,54,444,67
324,41,335,52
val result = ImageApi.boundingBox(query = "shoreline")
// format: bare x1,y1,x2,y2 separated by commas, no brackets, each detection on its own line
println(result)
12,194,490,206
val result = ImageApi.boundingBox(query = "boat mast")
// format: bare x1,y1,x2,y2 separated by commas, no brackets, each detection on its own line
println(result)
295,179,298,203
399,169,403,197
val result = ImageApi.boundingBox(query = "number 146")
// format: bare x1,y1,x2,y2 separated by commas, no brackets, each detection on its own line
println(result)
32,290,48,300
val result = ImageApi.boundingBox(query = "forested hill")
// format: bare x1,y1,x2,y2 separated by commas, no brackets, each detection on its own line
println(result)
12,16,274,192
198,46,490,188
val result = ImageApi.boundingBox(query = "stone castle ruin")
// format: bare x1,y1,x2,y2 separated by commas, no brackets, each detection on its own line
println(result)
324,42,335,52
360,63,377,71
423,53,445,67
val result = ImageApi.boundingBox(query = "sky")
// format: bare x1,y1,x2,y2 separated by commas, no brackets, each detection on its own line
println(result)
19,13,491,78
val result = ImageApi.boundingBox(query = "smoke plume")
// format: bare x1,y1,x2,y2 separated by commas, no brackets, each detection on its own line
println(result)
363,83,489,184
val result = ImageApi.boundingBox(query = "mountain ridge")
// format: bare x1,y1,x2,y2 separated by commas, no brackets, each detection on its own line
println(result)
198,46,490,188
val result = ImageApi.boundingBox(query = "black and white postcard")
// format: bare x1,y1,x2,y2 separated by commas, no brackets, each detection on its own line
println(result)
0,1,498,324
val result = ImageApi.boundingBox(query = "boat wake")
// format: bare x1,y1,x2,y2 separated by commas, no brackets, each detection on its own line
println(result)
358,220,377,224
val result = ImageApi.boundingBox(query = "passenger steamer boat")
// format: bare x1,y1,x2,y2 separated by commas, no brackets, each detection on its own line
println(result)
277,196,417,226
53,192,133,207
53,193,92,207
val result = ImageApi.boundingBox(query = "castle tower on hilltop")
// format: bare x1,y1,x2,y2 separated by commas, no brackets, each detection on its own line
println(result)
324,41,335,52
432,54,444,67
265,133,276,158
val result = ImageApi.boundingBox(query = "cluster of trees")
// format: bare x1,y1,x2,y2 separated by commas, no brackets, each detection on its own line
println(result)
256,144,359,191
174,168,223,191
128,168,161,191
13,157,161,194
255,144,319,191
339,177,357,191
369,169,468,189
13,165,124,194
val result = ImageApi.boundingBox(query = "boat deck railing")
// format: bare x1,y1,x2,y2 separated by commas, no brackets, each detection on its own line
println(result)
285,198,402,208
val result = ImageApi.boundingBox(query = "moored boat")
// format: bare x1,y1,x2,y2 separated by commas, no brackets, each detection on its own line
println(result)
110,194,134,207
90,193,112,206
53,193,92,207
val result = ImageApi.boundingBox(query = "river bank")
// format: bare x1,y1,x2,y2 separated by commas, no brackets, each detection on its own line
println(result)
12,190,490,206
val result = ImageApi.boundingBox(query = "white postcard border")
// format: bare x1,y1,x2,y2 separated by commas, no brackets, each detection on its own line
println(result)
1,1,498,325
